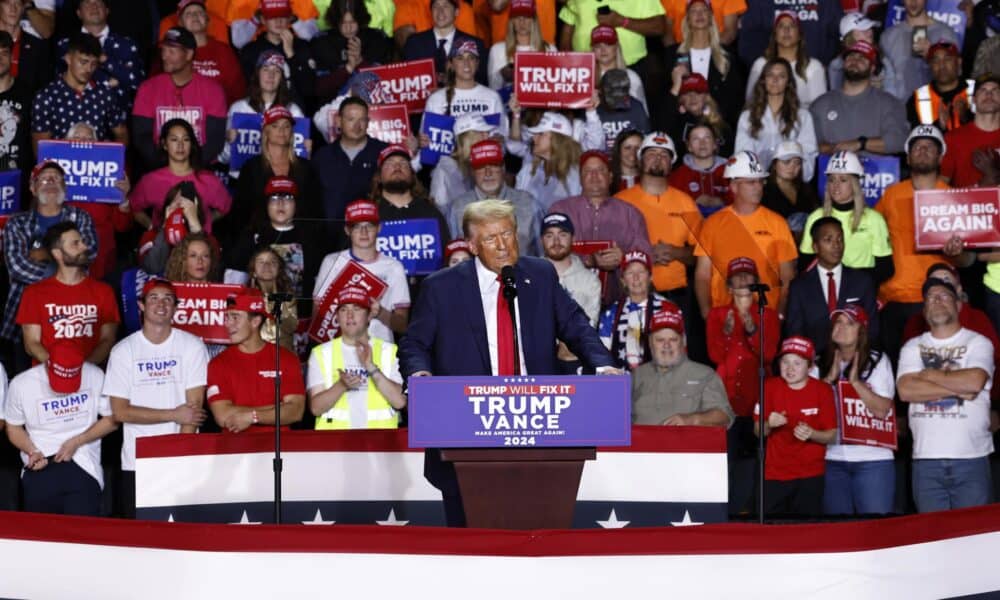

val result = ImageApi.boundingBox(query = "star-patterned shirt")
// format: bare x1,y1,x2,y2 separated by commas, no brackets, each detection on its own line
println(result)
56,31,146,110
31,78,126,141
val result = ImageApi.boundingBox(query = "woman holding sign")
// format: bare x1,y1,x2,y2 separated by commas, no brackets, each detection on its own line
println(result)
421,40,508,136
815,304,897,516
486,0,553,92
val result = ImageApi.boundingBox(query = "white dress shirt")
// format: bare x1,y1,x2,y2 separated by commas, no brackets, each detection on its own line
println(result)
476,258,527,375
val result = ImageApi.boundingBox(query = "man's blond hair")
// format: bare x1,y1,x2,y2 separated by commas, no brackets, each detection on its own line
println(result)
462,199,518,238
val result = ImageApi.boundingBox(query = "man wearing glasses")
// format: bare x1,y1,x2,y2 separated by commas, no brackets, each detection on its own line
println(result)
103,278,209,518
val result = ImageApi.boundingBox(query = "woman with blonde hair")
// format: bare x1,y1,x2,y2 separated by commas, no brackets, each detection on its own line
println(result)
798,151,894,284
735,57,818,181
590,25,647,113
429,114,496,215
663,0,744,123
486,0,552,92
744,12,827,108
512,112,582,210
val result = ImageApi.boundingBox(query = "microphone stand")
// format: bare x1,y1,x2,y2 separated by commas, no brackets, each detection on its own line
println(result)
747,282,770,525
268,292,293,524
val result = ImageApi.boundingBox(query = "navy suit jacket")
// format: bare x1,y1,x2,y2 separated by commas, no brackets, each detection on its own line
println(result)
784,265,879,354
401,29,488,86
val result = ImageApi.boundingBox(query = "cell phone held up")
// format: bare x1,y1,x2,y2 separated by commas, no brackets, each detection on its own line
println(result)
178,181,197,200
911,26,927,57
597,5,611,16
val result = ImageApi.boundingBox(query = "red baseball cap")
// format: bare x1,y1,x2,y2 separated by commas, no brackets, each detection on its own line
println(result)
164,209,189,246
335,286,371,310
843,39,878,63
227,288,268,316
46,341,85,395
925,40,959,61
726,256,758,279
141,277,176,299
345,200,380,225
470,139,504,169
177,0,206,14
509,0,536,18
687,0,711,9
779,336,815,362
620,249,652,272
263,105,294,127
678,73,709,95
590,25,618,45
831,304,869,328
649,302,684,334
580,149,610,169
444,238,472,261
265,175,298,197
378,143,411,167
773,10,798,26
31,159,65,181
260,0,292,19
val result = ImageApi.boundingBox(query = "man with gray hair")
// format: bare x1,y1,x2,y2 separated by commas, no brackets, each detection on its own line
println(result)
400,198,618,526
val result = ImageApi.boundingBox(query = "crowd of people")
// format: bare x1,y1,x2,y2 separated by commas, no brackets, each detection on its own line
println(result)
0,0,998,523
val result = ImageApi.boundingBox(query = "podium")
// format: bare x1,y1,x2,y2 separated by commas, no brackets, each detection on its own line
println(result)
409,375,631,529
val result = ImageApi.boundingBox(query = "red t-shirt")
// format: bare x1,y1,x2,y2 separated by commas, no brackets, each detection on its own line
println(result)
206,343,305,432
15,277,120,359
754,376,836,481
941,122,1000,188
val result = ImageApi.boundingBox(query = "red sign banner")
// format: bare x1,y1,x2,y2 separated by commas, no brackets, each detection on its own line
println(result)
360,59,436,114
838,381,898,450
367,104,411,145
914,187,1000,250
171,282,244,344
514,52,595,109
308,260,388,343
572,240,613,293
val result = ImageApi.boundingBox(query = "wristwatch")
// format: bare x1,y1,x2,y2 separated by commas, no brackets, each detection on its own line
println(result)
857,136,868,151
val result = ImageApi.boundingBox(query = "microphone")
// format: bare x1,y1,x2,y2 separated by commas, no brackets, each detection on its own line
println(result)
746,283,771,293
267,292,296,303
500,265,517,301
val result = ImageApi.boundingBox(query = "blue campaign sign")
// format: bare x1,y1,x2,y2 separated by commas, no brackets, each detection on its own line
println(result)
420,112,502,166
408,375,632,448
0,170,20,216
228,112,311,171
37,140,125,204
120,268,151,334
376,218,443,275
885,0,966,45
817,154,900,207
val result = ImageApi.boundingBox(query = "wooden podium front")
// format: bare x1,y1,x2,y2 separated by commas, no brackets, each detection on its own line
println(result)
440,448,596,529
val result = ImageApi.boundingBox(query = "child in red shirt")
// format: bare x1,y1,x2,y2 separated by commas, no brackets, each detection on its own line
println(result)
754,336,837,516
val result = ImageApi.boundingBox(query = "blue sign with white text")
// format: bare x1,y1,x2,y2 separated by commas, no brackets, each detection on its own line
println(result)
376,218,443,275
228,112,311,171
407,375,632,448
420,112,501,166
817,154,900,207
0,170,20,216
885,0,966,45
37,140,125,204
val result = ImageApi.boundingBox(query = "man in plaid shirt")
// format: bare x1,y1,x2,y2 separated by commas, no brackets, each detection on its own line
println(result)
2,160,96,368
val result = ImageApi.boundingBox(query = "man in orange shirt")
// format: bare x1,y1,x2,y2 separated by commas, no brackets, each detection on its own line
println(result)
875,124,950,364
694,151,798,319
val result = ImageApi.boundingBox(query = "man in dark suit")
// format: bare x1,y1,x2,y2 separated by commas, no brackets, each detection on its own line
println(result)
401,0,487,86
785,217,879,355
399,199,618,526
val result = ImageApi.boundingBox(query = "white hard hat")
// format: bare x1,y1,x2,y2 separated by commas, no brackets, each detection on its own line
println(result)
525,112,573,137
839,12,878,40
824,150,865,176
724,151,769,179
638,131,677,164
905,124,947,156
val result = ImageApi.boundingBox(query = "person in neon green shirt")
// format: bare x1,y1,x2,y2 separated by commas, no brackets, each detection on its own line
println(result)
558,0,665,66
799,151,894,285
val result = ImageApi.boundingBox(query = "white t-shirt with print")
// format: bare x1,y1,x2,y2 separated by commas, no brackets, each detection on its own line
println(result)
313,250,411,343
898,328,994,460
102,329,209,471
5,363,112,487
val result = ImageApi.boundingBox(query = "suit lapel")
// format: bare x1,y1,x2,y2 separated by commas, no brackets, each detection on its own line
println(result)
515,262,536,370
458,261,491,371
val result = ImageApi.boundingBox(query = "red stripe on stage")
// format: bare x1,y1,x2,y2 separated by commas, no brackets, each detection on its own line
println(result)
135,427,727,459
1,504,999,557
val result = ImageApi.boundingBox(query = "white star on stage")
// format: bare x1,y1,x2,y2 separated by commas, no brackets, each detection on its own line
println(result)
376,509,409,526
670,511,703,527
302,509,336,525
596,509,629,528
230,510,262,525
166,514,174,522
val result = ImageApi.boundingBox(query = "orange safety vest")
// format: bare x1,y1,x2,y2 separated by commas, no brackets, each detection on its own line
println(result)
913,80,976,132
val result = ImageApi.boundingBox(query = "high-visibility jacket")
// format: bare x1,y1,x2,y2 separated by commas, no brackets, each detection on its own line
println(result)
913,80,975,131
313,337,399,430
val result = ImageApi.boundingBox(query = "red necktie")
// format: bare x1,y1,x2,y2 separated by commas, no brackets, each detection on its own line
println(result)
496,276,517,375
827,271,837,313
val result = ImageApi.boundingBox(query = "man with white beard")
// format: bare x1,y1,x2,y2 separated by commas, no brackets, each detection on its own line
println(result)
1,160,97,372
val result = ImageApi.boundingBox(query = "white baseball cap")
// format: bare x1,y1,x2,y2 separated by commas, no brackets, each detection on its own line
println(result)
453,114,495,137
724,151,769,179
771,140,804,163
526,112,573,137
824,150,865,176
839,12,878,39
905,124,947,156
638,131,677,164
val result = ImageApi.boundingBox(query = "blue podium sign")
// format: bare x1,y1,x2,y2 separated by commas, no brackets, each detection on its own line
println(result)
408,375,631,448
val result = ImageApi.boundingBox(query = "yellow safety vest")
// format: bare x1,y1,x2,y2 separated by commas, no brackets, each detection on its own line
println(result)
914,80,976,131
313,337,399,430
